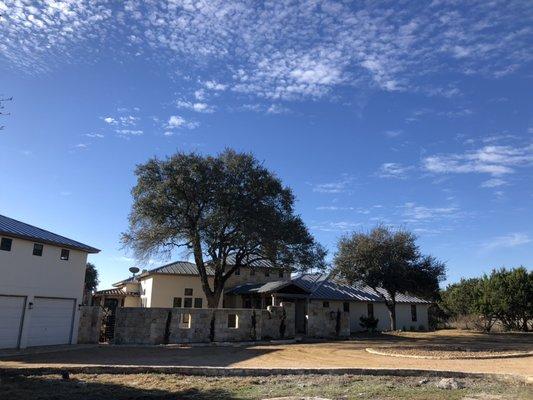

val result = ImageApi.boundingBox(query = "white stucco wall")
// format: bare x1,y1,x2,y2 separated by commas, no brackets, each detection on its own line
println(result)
0,236,89,347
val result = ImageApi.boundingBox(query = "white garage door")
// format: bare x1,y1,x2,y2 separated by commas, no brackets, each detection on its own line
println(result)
27,297,75,347
0,295,26,349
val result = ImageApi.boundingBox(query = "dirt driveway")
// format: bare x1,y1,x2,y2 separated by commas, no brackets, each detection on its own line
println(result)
1,330,532,380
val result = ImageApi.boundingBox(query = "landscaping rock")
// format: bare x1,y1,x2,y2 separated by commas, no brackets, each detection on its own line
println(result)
435,378,465,390
416,378,429,386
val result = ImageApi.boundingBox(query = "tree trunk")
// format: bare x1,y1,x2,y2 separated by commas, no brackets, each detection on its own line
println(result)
387,302,397,331
206,286,224,308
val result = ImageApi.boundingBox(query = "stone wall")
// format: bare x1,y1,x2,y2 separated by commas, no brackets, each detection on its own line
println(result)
307,300,350,338
113,303,295,345
77,305,103,344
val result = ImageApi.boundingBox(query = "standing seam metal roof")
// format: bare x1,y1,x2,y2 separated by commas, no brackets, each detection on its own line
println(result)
0,214,100,253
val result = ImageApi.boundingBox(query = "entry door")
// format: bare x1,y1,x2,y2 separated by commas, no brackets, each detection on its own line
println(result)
295,299,307,334
26,297,75,347
0,295,26,349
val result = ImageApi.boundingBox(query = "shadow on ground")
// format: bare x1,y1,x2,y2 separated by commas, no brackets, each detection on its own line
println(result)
0,345,279,367
1,374,238,400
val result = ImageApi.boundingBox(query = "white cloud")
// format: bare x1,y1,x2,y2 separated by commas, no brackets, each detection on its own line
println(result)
266,104,291,114
312,175,354,194
176,100,214,113
481,233,532,252
166,115,199,130
103,117,117,125
385,130,402,138
480,178,507,188
4,1,530,100
402,202,459,222
423,145,533,177
84,133,105,138
115,129,143,137
377,163,413,179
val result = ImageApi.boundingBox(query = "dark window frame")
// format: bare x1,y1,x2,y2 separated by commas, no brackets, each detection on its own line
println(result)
183,297,193,308
411,304,417,322
173,297,182,307
234,268,240,276
264,270,270,277
227,313,238,328
367,303,374,318
60,249,70,261
184,288,193,296
323,301,329,308
33,243,44,256
0,237,12,252
194,298,203,308
343,301,350,312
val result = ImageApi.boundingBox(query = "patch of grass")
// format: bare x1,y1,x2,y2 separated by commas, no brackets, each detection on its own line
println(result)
0,373,531,400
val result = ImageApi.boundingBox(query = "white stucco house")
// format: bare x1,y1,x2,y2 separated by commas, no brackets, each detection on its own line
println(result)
95,256,431,336
0,214,99,349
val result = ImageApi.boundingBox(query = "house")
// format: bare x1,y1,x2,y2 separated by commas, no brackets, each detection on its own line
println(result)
0,214,99,349
96,257,430,335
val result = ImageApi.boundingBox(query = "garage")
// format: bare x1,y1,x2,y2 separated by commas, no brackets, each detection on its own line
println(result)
26,297,76,347
0,295,26,349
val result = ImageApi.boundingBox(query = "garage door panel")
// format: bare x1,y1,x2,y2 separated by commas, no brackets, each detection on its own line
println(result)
0,295,25,349
27,298,75,347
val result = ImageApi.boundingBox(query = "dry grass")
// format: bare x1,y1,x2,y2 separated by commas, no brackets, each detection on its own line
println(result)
1,373,531,400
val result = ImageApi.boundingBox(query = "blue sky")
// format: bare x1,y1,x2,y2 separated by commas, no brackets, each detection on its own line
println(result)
1,0,532,290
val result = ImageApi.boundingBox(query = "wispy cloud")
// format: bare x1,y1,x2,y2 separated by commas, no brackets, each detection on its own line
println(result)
401,202,460,222
376,163,413,179
312,174,355,194
423,144,533,177
480,233,532,252
176,100,214,113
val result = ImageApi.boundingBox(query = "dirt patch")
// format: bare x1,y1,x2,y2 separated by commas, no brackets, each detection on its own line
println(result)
367,345,533,359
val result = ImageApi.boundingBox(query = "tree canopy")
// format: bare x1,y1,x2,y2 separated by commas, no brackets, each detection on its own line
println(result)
122,149,326,307
333,226,446,330
85,262,99,292
440,267,532,332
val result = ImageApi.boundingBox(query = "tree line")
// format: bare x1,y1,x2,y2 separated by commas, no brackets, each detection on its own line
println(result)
439,267,532,332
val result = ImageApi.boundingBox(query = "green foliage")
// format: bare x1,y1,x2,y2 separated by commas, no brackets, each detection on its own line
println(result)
84,262,99,292
440,267,532,332
359,315,379,333
334,226,446,330
122,149,326,307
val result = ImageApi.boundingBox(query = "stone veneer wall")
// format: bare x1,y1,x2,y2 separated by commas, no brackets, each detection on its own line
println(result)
306,300,350,338
113,303,295,345
77,305,103,344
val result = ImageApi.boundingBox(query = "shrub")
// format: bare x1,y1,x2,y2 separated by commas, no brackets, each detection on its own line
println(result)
359,316,379,333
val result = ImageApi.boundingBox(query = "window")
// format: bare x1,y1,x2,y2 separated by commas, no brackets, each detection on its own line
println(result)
367,303,374,318
235,268,240,276
343,302,350,312
60,249,70,260
411,304,417,322
180,313,191,328
323,301,329,308
184,288,193,296
227,313,238,328
0,237,12,251
250,268,255,276
194,298,203,308
264,270,270,277
184,297,193,308
278,270,284,278
33,243,43,256
173,297,182,307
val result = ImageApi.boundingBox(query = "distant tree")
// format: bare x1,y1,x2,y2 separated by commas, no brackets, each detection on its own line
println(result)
0,95,12,130
333,226,446,331
85,262,99,293
440,278,480,319
122,149,326,308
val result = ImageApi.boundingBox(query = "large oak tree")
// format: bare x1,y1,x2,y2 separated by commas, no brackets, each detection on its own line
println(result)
334,226,446,330
122,149,326,307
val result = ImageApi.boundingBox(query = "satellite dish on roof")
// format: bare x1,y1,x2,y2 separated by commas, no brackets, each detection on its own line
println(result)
129,267,140,275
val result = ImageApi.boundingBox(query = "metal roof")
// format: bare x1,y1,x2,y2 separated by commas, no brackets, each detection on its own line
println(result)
113,261,215,286
0,214,100,253
293,273,430,304
225,280,304,295
95,288,126,296
223,253,278,268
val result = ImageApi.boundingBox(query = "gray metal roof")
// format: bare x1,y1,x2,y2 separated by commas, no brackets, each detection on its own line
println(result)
113,261,215,286
293,273,430,304
0,214,100,253
224,253,278,268
226,280,302,295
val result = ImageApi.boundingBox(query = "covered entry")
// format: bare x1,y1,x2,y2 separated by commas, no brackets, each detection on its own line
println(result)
0,295,26,349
